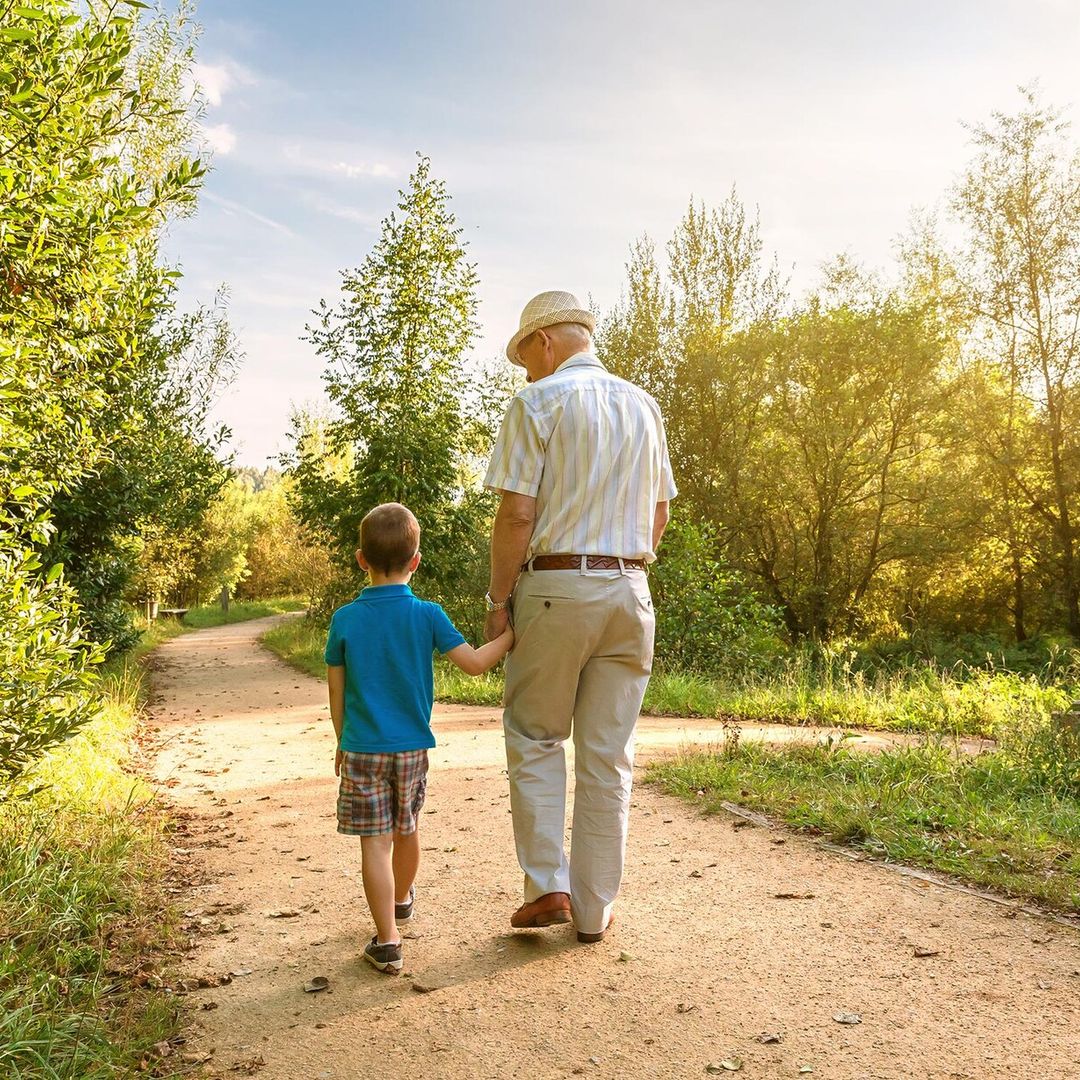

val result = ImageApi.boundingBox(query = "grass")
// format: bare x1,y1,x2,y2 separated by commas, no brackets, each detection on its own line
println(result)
261,615,325,679
260,616,1071,739
642,664,1072,739
647,731,1080,914
0,617,186,1078
435,665,504,706
181,596,306,629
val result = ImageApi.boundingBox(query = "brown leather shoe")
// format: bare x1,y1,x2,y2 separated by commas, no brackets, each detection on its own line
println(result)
576,912,616,944
510,892,572,928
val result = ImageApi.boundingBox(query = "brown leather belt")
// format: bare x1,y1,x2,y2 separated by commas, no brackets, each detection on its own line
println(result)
524,554,647,571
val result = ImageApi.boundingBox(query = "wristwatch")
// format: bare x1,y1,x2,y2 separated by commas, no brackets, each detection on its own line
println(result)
484,591,509,612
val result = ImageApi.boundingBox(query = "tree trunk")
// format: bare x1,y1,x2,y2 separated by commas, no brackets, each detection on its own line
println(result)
1043,380,1080,639
756,557,804,639
1010,546,1027,643
1061,546,1080,640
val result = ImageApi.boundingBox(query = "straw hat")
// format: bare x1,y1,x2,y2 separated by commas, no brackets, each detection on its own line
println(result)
505,290,596,366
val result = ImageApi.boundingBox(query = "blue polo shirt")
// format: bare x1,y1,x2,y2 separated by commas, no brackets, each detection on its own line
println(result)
324,585,467,753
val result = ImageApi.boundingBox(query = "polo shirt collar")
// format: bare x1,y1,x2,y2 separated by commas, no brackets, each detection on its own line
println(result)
359,583,413,599
555,351,605,374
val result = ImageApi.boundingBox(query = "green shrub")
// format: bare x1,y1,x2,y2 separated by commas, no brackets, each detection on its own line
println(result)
850,630,1080,683
650,516,785,677
0,556,104,790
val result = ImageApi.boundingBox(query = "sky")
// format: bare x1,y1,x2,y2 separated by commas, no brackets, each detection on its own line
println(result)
162,0,1080,468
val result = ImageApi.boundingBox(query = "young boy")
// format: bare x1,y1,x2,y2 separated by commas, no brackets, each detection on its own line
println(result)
324,502,514,973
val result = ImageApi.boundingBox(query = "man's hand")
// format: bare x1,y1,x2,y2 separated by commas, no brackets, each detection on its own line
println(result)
334,748,344,776
484,607,510,643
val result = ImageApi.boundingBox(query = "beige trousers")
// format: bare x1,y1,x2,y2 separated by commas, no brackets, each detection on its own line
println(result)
503,565,655,935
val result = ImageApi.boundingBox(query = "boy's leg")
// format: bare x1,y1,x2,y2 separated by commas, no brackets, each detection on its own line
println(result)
389,749,428,909
360,833,398,944
392,828,420,904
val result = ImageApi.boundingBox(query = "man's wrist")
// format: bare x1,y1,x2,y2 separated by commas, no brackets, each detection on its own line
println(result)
484,590,509,612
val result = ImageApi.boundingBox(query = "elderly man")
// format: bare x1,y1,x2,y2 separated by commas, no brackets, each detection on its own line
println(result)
483,289,677,943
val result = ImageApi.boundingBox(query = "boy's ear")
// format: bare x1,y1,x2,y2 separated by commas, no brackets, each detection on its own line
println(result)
355,549,368,571
410,550,422,571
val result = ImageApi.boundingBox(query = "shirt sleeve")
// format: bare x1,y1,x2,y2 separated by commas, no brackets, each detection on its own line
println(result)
431,605,468,655
323,613,345,666
658,417,678,502
483,395,546,497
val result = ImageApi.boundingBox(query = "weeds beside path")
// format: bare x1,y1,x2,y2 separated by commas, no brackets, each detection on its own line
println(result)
0,620,187,1079
649,741,1080,915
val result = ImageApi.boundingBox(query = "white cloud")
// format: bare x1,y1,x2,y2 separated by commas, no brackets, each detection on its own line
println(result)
191,59,258,108
203,123,237,156
281,142,397,182
334,161,396,180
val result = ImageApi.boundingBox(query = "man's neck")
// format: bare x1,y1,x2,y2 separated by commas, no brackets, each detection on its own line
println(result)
535,350,595,382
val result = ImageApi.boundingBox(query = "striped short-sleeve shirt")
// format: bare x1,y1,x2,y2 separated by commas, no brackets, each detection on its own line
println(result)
483,352,677,563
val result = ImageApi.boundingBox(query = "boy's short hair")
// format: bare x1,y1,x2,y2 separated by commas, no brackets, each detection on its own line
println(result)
360,503,420,574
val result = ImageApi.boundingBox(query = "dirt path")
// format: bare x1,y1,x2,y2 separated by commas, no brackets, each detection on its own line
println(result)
149,616,1080,1080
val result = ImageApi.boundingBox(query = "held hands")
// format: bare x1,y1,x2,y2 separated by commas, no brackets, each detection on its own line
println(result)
484,607,510,644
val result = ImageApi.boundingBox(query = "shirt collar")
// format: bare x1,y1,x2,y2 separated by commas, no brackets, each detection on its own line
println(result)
359,583,413,599
554,351,605,374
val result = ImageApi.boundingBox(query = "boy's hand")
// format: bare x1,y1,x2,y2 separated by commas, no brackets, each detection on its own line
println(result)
334,748,344,776
485,607,510,643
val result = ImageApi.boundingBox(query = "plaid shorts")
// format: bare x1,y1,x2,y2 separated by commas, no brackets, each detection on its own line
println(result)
336,749,429,837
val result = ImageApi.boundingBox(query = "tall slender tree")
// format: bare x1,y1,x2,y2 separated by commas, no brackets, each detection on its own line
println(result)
954,87,1080,639
289,156,508,632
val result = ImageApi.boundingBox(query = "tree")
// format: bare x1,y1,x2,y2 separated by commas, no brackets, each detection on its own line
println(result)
45,296,236,650
180,477,255,606
732,287,952,640
601,197,953,641
953,87,1080,639
239,475,335,605
599,190,786,505
0,0,204,786
288,156,510,635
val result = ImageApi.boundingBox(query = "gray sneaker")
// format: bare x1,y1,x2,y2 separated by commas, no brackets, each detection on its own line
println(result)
363,936,403,974
395,886,415,925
